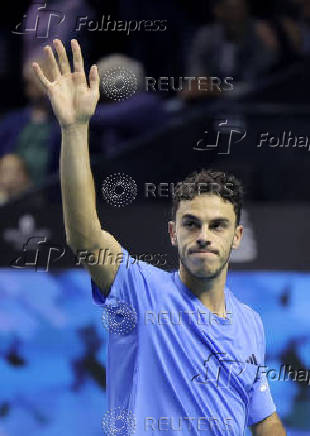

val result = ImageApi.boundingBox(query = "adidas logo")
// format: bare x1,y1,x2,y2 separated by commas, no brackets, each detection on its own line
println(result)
246,354,258,365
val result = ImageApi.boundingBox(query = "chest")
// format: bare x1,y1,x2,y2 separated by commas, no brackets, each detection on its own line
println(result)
138,285,260,395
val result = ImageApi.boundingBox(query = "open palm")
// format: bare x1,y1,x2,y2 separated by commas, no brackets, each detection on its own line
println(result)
32,39,100,127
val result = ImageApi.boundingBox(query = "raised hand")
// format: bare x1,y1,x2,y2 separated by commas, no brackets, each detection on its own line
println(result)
32,39,100,127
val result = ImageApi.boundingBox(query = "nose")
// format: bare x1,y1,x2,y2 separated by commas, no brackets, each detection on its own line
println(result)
196,225,211,247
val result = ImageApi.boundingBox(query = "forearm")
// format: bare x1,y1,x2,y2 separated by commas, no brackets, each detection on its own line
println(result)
60,123,101,251
252,414,286,436
253,423,286,436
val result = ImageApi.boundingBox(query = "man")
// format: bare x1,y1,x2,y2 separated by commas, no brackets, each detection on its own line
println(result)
91,53,166,157
188,0,277,79
0,58,61,186
0,154,32,205
182,0,277,101
32,39,286,435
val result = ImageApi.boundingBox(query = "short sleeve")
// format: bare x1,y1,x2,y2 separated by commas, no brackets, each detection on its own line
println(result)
90,246,147,313
247,314,276,426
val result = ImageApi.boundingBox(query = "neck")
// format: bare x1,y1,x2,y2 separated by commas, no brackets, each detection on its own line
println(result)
31,105,49,123
179,263,228,317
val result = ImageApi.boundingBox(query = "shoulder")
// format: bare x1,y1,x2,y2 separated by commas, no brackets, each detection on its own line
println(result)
192,24,220,44
0,107,30,127
122,248,172,280
135,255,173,281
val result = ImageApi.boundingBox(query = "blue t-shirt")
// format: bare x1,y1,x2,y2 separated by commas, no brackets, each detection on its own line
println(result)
91,247,276,435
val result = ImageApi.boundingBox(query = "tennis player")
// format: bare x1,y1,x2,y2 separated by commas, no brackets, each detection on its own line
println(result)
33,39,287,435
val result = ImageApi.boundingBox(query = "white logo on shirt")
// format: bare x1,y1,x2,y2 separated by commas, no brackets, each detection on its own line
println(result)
260,382,268,392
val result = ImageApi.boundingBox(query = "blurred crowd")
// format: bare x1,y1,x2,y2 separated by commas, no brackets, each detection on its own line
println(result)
1,0,310,204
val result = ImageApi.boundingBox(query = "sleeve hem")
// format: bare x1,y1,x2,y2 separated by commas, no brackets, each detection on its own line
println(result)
248,406,277,427
90,246,129,306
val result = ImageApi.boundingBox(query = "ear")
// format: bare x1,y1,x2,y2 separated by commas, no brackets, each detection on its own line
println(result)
232,224,243,250
168,220,177,246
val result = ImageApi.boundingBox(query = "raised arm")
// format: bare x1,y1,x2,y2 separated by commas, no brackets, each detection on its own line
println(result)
32,39,121,294
251,412,286,436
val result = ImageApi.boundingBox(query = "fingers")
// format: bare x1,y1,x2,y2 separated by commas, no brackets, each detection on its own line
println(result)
53,39,71,75
32,62,51,90
89,65,100,95
37,39,91,89
71,39,85,73
44,45,60,81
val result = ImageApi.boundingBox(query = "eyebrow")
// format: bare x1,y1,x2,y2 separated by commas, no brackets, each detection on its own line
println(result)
181,214,230,223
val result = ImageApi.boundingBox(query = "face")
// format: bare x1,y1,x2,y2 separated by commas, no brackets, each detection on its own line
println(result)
0,155,30,195
214,0,248,28
169,194,243,279
23,57,51,101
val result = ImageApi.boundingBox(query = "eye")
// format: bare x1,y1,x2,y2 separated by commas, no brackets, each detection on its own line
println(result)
184,220,199,229
185,221,195,227
211,221,227,231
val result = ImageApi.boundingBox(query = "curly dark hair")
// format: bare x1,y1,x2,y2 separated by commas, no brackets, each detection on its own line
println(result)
171,168,244,226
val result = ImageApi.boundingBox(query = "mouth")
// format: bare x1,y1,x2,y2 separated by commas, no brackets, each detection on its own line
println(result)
188,249,218,257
